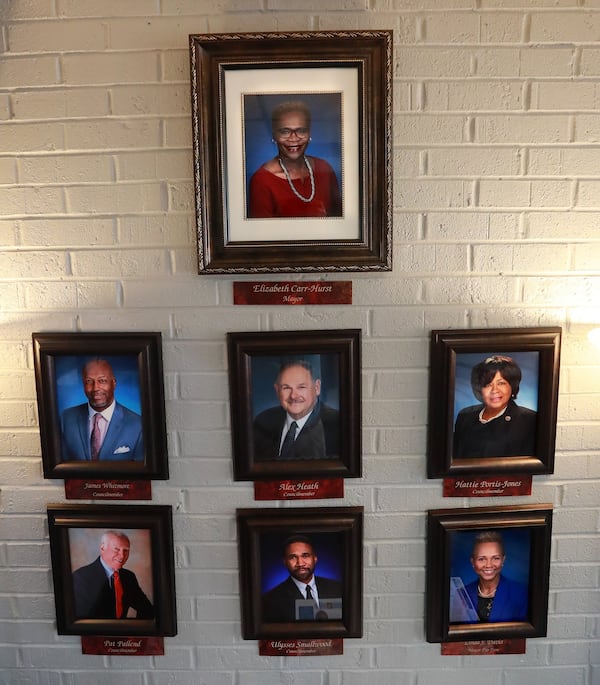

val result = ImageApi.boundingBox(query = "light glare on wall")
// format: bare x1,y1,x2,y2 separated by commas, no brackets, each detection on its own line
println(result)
588,328,600,349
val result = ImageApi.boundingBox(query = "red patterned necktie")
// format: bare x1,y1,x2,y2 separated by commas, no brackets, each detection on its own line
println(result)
90,413,103,460
113,570,124,618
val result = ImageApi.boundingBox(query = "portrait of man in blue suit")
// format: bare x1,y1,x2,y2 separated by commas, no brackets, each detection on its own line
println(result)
60,358,144,462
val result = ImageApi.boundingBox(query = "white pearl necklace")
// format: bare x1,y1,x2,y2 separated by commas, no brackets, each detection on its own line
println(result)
478,583,497,597
478,406,507,424
278,155,315,203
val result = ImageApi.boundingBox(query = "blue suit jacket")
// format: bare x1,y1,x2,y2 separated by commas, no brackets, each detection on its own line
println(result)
465,575,529,622
61,401,144,461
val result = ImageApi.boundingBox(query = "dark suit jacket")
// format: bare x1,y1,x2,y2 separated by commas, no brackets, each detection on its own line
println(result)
453,400,537,458
465,575,528,622
253,401,340,461
61,401,144,461
72,556,154,620
262,575,343,623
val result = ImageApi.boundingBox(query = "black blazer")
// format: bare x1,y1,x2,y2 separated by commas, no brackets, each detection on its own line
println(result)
262,575,343,623
253,400,340,461
72,557,154,620
453,399,537,458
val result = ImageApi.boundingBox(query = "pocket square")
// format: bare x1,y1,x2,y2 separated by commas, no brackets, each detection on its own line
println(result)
113,445,131,454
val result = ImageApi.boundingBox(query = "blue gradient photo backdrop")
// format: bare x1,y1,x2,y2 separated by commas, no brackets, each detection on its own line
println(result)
251,353,340,419
453,350,540,422
260,531,344,594
450,527,531,588
243,92,343,215
54,355,142,416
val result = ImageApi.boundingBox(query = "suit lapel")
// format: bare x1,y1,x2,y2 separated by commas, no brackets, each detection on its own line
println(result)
93,558,116,617
78,406,91,459
302,402,321,431
98,403,122,459
286,576,303,599
291,404,320,449
489,577,506,621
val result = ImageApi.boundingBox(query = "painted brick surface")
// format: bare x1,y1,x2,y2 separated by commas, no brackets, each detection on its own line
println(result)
0,2,599,684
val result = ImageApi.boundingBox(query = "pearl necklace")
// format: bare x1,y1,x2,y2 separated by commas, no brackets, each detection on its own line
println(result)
478,406,507,424
478,583,497,598
278,155,315,203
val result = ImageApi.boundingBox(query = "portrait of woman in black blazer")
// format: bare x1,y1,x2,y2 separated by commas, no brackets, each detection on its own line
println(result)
453,355,537,459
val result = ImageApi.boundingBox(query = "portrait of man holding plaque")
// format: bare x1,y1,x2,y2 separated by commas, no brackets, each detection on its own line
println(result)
260,531,343,624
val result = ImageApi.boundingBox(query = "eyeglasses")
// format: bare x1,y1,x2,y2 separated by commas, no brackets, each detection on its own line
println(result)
276,127,310,139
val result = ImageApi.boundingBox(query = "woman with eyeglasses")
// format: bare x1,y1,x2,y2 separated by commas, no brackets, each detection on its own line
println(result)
453,355,537,458
248,101,342,218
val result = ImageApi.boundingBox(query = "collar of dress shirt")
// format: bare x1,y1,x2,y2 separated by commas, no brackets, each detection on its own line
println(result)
284,406,314,433
291,575,318,602
99,556,118,581
88,400,116,423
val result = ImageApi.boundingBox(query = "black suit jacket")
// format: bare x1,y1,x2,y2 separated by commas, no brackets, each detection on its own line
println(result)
262,575,343,623
453,399,537,458
72,557,154,620
253,401,340,461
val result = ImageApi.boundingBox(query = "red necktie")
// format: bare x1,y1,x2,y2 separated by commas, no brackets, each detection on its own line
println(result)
90,413,103,460
113,571,124,618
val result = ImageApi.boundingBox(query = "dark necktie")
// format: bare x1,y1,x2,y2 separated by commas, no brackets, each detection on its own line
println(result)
279,421,297,459
305,584,313,600
90,413,103,460
113,570,124,618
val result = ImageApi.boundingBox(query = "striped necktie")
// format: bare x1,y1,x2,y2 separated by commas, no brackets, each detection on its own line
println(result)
90,413,103,460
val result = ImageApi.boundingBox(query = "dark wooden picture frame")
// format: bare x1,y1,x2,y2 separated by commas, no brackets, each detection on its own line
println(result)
189,30,392,273
33,332,168,480
47,504,177,636
426,504,553,643
427,327,562,478
237,506,363,639
227,329,361,481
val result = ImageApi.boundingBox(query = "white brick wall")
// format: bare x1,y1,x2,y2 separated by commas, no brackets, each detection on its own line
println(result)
0,1,599,684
